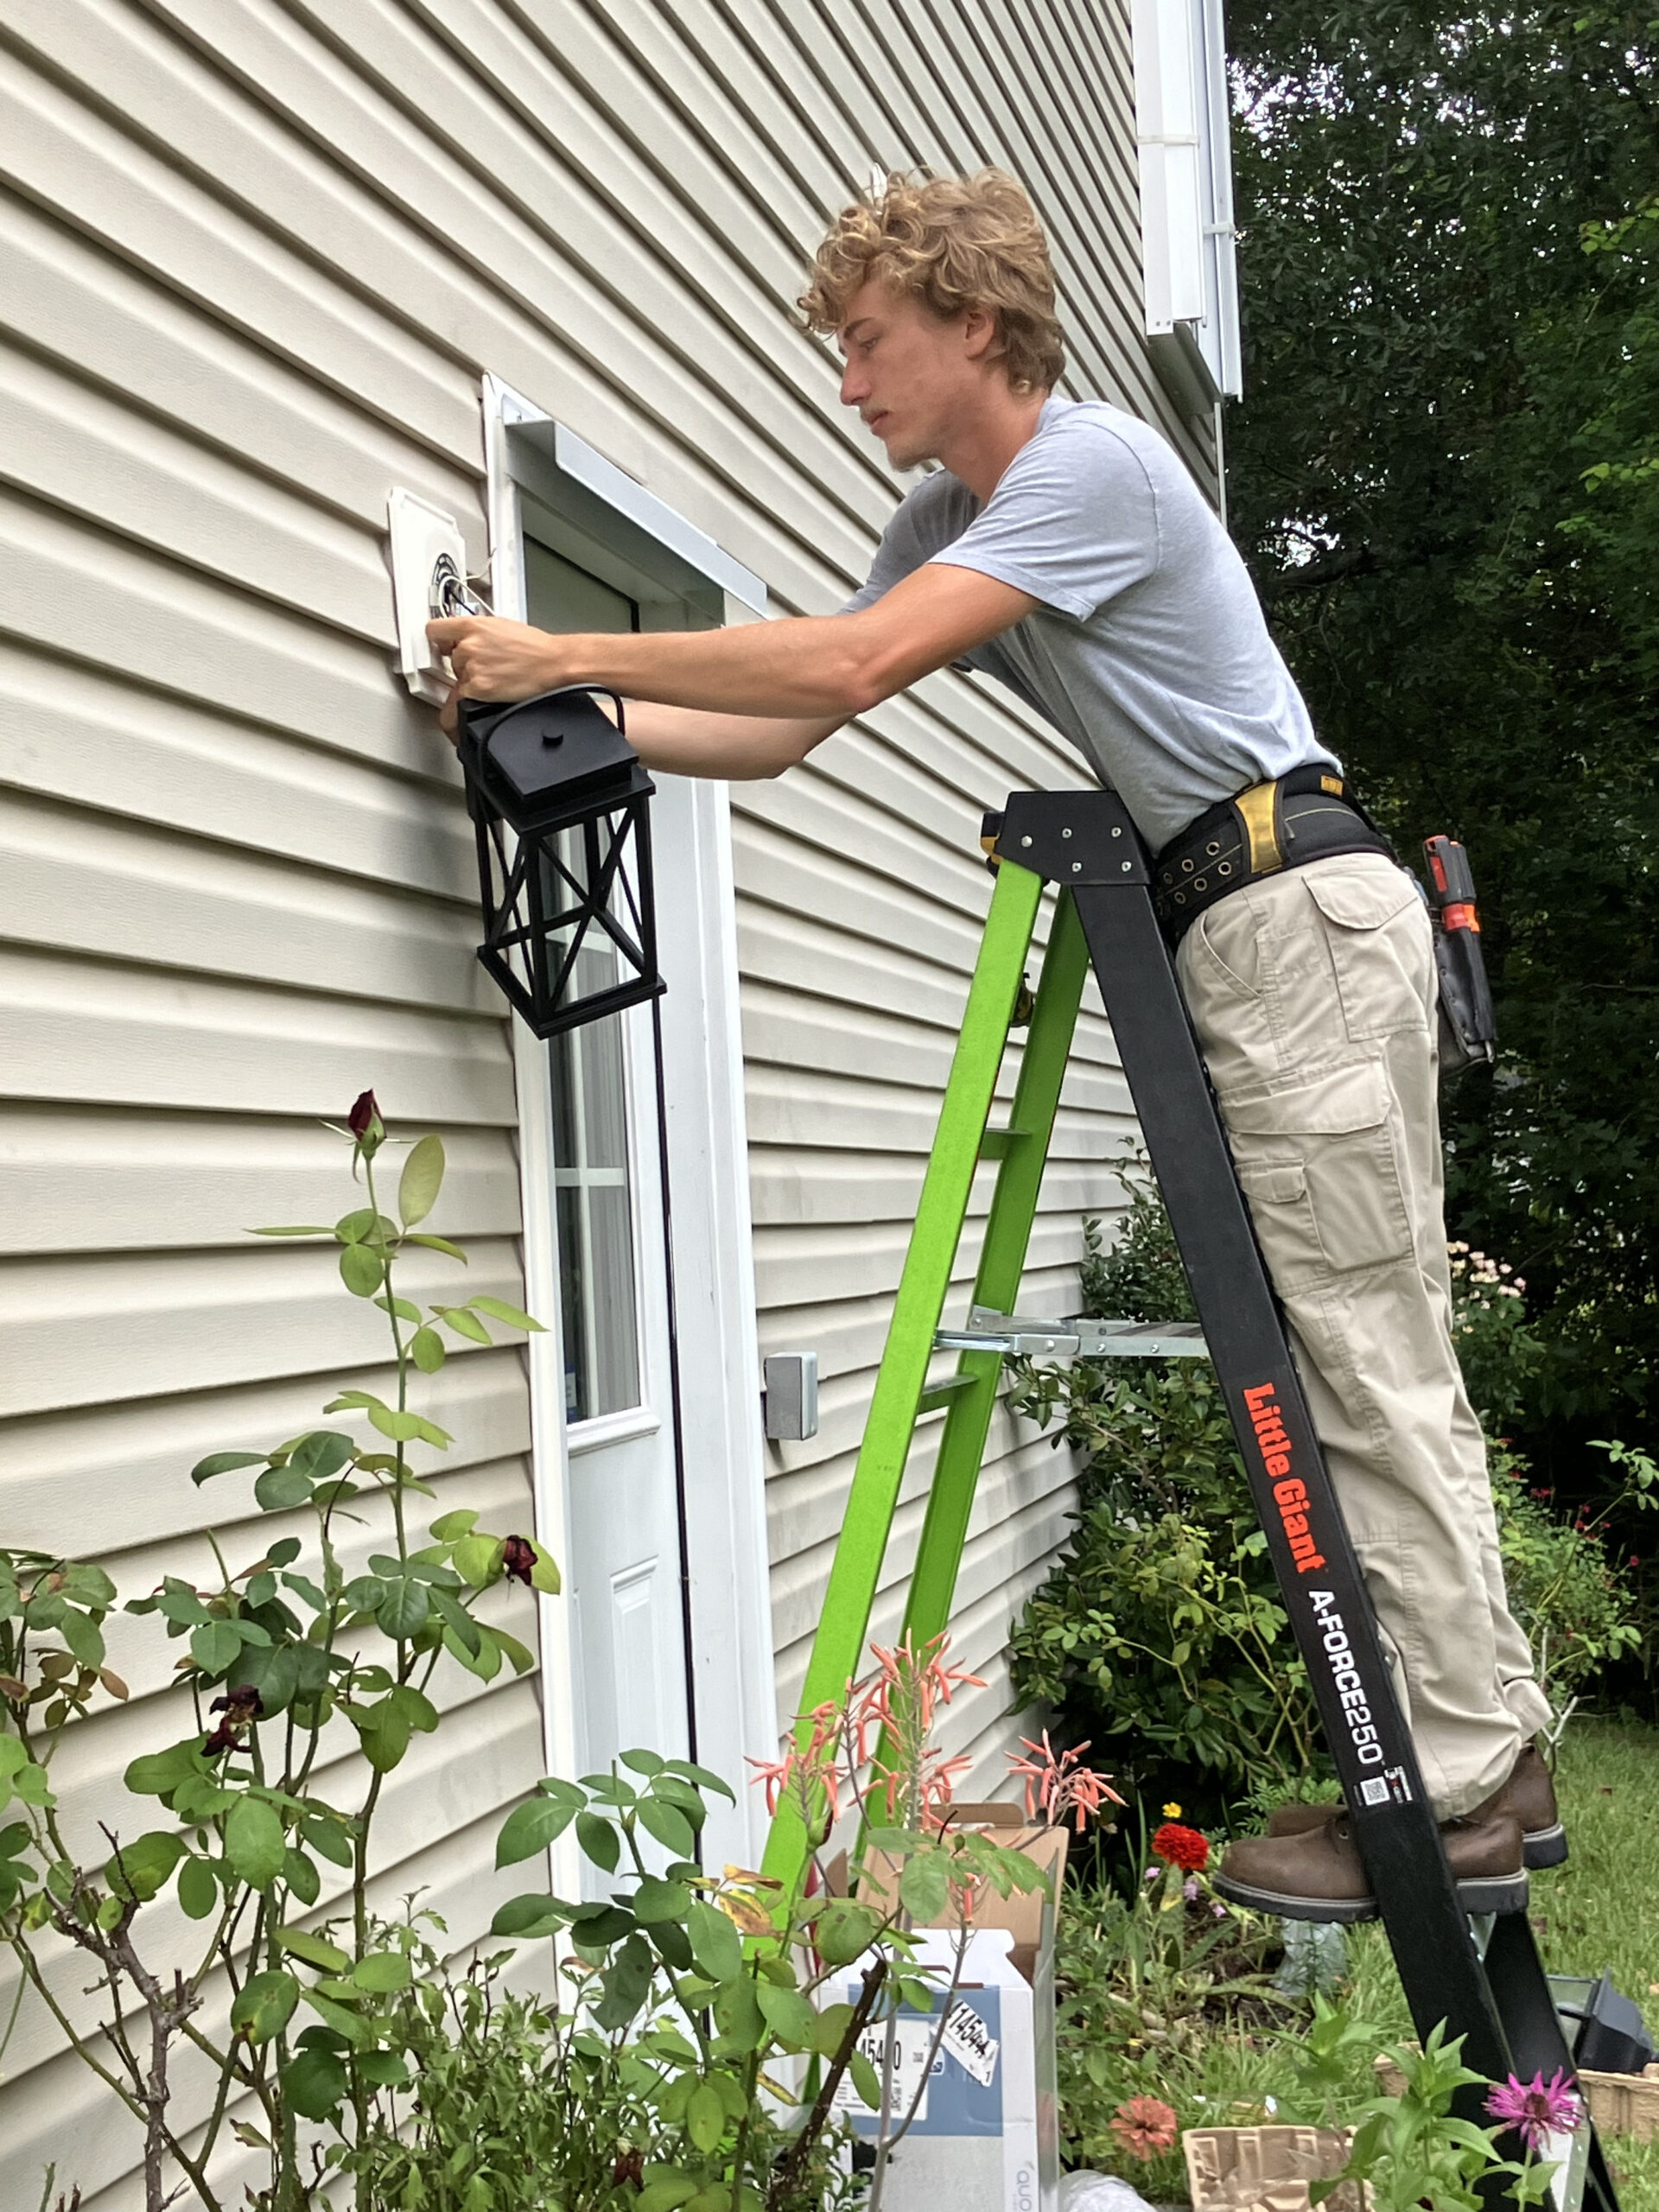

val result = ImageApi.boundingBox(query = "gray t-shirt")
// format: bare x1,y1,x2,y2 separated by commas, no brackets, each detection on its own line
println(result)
842,394,1336,851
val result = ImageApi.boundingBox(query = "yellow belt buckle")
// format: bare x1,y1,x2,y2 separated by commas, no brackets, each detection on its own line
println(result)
1236,781,1283,874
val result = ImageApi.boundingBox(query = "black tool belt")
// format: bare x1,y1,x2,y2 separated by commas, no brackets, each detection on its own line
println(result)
1152,765,1395,945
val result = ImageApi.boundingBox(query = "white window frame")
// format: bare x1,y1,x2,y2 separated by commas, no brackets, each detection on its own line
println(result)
481,378,776,1868
1134,0,1243,406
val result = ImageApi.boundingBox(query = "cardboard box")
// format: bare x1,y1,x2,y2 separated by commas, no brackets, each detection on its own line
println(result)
824,1803,1067,2212
1182,2123,1363,2212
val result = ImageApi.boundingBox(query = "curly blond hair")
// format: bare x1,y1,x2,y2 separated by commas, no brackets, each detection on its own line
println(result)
799,168,1065,395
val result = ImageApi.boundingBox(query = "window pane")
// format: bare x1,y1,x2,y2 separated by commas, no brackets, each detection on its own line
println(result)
527,539,646,1424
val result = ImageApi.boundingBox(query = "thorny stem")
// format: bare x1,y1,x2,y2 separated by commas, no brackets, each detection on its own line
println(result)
767,1956,888,2211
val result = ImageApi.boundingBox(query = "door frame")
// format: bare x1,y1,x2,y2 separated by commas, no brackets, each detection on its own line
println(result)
481,376,776,1869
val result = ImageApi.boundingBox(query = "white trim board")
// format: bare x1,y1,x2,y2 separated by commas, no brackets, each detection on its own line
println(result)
481,376,775,1870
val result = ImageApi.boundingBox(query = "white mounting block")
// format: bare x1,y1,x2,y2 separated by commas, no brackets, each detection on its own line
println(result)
387,486,473,705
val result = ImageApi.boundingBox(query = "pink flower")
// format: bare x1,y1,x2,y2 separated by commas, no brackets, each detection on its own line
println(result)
747,1699,846,1836
1111,2096,1179,2158
1006,1731,1124,1831
1486,2070,1584,2153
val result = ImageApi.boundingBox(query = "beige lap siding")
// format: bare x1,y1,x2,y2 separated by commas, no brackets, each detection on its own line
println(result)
0,0,1207,2196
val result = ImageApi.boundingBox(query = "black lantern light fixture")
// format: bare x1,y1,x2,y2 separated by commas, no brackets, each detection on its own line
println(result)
456,685,664,1040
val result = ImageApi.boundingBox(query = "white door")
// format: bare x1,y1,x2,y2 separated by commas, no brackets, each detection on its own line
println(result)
524,539,690,1783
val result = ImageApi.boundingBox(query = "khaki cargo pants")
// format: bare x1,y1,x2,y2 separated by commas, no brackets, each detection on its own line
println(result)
1174,852,1551,1819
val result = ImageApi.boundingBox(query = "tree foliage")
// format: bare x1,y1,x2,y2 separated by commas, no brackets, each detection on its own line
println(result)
1225,3,1659,1454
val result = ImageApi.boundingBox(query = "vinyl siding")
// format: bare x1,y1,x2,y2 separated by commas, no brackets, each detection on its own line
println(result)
0,0,1205,2197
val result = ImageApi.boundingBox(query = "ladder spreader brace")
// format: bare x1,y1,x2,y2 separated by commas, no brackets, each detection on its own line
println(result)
761,789,1615,2212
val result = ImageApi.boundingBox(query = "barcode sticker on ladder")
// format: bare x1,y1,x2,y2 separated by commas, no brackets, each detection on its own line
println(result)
1359,1777,1390,1807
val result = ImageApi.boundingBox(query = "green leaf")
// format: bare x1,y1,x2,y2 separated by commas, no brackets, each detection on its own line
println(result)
812,1897,883,1967
374,1293,423,1324
568,1902,634,1948
491,1892,573,1940
283,1846,321,1906
898,1851,950,1924
367,1405,452,1448
594,1930,655,2030
190,1620,244,1676
276,1927,353,1972
452,1534,505,1588
496,1795,581,1868
289,1432,355,1484
350,1700,410,1773
848,2047,882,2109
469,1294,546,1334
811,2002,856,2057
398,1133,446,1226
57,1606,105,1669
755,1980,817,2050
301,1986,371,2046
251,1224,332,1237
254,1465,315,1513
389,1684,439,1733
358,2049,411,2088
687,1899,743,1983
193,1450,267,1484
339,1243,385,1297
299,1814,355,1869
637,2180,700,2212
632,1876,692,1924
636,1796,696,1858
711,1974,764,2052
404,1232,467,1262
410,1326,446,1374
283,2045,349,2120
224,1796,286,1891
352,1950,412,1993
177,1853,219,1920
686,2079,725,2153
527,1539,562,1596
125,1743,202,1798
438,1305,492,1345
492,1626,537,1675
105,1829,185,1904
429,1509,478,1542
232,1968,299,2044
374,1579,429,1642
576,1808,621,1872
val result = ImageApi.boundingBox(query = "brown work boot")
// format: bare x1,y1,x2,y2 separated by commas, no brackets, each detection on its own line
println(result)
1262,1742,1566,1869
1217,1797,1529,1924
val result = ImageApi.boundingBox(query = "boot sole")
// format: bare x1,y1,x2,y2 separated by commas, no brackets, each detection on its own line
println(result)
1213,1866,1530,1926
1523,1822,1568,1871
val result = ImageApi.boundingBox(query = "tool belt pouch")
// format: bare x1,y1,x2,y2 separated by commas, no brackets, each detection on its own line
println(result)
1432,921,1497,1076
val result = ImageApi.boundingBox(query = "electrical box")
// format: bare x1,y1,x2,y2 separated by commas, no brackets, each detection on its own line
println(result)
763,1352,818,1442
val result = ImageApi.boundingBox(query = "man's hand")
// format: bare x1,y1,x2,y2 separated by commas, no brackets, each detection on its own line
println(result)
426,614,572,734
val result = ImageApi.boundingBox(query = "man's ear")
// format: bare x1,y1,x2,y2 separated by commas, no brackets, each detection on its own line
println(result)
962,302,1001,363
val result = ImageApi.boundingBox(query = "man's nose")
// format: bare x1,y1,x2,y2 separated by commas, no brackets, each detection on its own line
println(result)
839,359,869,407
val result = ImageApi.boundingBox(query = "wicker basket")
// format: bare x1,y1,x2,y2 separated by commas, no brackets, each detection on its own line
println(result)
1374,2056,1659,2142
1182,2124,1363,2212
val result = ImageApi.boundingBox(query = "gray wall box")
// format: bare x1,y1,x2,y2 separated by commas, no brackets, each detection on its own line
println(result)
764,1351,820,1442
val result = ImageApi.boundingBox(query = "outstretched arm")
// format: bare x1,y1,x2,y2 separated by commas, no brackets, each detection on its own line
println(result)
427,561,1035,779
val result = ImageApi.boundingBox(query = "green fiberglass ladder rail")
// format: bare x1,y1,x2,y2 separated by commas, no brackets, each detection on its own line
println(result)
760,789,1616,2212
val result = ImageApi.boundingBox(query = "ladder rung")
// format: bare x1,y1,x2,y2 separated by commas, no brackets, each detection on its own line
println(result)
917,1373,981,1414
933,1308,1210,1359
977,1126,1029,1160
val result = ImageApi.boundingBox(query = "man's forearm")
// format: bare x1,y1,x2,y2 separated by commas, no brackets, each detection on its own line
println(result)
545,615,878,718
622,702,843,779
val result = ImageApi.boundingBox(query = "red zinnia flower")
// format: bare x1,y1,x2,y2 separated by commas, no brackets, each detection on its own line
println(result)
1111,2096,1179,2158
1151,1821,1210,1872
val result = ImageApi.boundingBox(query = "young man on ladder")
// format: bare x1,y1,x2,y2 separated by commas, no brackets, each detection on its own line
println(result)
429,168,1560,1917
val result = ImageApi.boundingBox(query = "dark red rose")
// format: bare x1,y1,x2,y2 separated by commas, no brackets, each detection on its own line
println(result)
501,1535,537,1586
203,1684,264,1756
347,1090,380,1138
613,2149,644,2187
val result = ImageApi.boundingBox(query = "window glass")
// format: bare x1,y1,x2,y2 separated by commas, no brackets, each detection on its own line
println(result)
524,539,644,1421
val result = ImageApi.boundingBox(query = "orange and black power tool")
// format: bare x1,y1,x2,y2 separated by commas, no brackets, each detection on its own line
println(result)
1423,835,1497,1074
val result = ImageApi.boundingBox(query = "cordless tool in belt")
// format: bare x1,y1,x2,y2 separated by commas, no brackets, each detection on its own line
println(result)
1423,835,1497,1074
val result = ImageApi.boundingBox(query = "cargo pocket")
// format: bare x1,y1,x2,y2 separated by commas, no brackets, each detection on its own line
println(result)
1303,864,1433,1044
1224,1059,1414,1285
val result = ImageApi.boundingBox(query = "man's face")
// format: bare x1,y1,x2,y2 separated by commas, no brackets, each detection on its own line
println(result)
836,278,991,471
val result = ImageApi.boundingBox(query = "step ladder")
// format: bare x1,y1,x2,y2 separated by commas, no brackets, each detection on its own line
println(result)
760,789,1617,2212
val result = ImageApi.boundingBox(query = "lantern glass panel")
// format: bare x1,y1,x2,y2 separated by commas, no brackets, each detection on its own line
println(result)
526,541,647,1422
